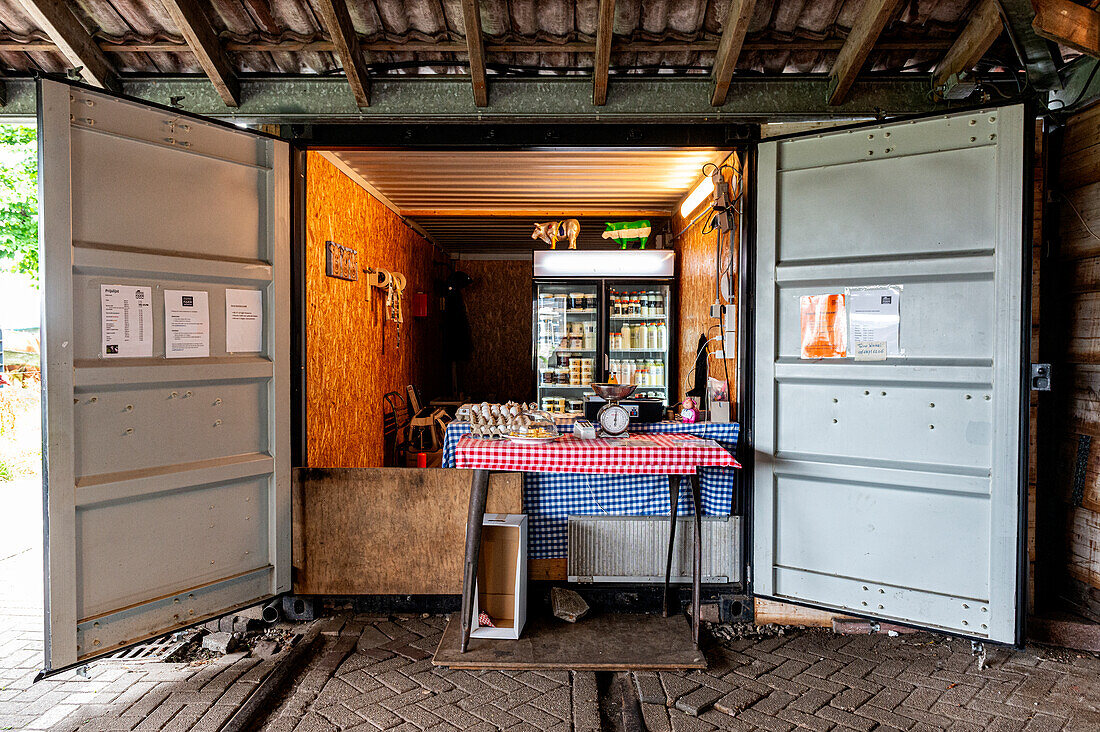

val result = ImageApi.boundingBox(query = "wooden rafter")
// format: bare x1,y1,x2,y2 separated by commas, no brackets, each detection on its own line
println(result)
160,0,240,107
931,0,1003,91
828,0,902,105
16,0,119,90
1032,0,1100,58
711,0,756,107
593,0,616,105
0,37,958,55
460,0,488,106
314,0,370,108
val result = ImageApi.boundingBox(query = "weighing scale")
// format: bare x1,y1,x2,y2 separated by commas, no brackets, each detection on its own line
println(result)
590,383,637,438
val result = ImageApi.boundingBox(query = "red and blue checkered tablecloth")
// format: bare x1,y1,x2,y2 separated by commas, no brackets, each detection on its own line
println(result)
443,420,740,558
454,433,739,474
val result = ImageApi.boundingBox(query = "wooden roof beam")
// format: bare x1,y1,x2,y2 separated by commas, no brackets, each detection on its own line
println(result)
931,0,1003,92
711,0,756,106
593,0,616,105
160,0,240,107
314,0,370,108
460,0,488,106
16,0,119,90
1031,0,1100,58
828,0,902,105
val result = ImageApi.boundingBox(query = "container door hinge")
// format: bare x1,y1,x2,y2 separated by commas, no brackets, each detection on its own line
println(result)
1030,363,1052,391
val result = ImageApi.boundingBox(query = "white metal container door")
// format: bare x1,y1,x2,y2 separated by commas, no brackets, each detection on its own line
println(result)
39,79,291,671
753,105,1026,643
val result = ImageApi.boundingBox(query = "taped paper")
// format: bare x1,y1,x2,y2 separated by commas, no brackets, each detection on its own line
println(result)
848,286,901,357
800,293,847,359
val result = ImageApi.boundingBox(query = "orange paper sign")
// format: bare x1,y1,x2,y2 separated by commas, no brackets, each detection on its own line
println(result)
800,294,847,359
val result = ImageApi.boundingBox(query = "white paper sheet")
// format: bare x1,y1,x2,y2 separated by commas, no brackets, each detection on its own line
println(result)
225,288,263,353
848,287,901,357
164,290,210,359
101,284,153,358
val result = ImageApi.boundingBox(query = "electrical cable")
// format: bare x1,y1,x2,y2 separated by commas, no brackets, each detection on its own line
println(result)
1061,192,1100,242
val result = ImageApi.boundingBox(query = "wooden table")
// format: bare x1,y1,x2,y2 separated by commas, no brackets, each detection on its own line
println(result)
454,434,739,651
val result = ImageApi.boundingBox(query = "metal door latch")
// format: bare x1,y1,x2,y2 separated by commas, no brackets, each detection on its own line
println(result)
1030,363,1052,391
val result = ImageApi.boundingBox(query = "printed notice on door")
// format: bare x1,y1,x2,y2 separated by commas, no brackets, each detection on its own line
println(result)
164,290,210,359
800,293,847,359
225,289,263,353
848,287,901,358
101,285,152,358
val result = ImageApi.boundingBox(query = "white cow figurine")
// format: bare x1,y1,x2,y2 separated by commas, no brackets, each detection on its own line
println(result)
532,219,580,250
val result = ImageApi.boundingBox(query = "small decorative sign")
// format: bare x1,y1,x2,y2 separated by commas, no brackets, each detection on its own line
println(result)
325,240,358,281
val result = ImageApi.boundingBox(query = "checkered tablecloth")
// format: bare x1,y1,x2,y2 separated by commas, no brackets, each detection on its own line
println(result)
455,433,738,474
443,420,740,558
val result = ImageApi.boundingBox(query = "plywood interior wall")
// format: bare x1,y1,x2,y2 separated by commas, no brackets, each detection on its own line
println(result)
671,156,740,410
1049,104,1100,621
306,151,444,467
455,257,535,402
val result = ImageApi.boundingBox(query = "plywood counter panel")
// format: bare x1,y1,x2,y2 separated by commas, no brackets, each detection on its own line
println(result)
292,467,522,595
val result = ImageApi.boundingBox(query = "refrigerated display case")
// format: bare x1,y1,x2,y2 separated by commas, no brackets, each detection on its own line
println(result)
606,284,672,403
533,251,676,413
534,282,600,412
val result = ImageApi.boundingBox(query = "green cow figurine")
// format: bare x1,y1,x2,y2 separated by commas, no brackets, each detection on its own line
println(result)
601,220,652,249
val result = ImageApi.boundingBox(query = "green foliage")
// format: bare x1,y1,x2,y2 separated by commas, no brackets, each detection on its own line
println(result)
0,125,37,282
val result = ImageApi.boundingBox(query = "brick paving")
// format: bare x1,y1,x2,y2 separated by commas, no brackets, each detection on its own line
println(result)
3,608,1100,730
4,475,1100,732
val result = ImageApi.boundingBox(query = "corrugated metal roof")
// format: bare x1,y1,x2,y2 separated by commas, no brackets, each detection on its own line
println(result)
418,215,651,251
328,147,720,250
331,148,727,211
0,0,1012,78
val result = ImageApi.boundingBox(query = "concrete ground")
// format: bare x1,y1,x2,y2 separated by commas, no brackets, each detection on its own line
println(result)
3,479,1100,731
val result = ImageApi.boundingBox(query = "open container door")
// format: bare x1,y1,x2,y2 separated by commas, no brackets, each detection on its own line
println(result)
753,105,1027,643
38,78,290,673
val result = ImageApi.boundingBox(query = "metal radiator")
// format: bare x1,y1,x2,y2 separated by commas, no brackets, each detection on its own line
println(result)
567,515,742,584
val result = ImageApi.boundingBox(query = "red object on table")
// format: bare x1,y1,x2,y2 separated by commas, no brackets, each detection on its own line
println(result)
454,433,739,474
417,452,427,468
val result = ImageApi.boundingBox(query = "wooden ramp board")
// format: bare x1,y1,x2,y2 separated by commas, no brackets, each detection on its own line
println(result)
433,612,706,670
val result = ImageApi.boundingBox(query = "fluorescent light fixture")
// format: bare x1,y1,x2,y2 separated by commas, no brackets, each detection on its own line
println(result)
533,250,675,278
679,175,715,218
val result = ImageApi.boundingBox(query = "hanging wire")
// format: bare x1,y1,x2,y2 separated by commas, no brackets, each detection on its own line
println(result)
1062,193,1100,242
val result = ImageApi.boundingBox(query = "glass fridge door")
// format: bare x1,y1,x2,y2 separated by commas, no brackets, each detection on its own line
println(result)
606,283,671,405
535,282,600,413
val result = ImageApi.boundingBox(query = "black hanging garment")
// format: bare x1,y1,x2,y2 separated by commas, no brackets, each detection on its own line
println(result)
686,332,708,405
441,270,473,363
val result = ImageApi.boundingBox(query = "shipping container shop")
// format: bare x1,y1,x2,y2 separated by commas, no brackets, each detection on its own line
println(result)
22,1,1100,675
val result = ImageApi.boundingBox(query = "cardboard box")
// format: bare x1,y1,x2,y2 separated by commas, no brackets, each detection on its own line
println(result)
471,514,527,639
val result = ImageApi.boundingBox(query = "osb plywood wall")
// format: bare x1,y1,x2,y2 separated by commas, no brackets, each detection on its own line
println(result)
672,156,740,409
306,151,443,467
456,258,535,402
1050,105,1100,621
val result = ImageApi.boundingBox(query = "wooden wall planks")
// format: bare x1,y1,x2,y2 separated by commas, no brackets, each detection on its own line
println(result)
455,258,536,402
670,156,740,410
1052,104,1100,619
305,151,445,467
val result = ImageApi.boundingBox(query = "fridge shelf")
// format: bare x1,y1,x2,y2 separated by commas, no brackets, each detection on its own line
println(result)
610,348,666,352
610,315,666,320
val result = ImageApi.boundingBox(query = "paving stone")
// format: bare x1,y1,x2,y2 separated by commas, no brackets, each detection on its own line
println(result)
549,587,589,623
714,686,767,715
675,685,725,716
572,671,600,732
642,701,672,732
634,671,667,705
662,671,702,703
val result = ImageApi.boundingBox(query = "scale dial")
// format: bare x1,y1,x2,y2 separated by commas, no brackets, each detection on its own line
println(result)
597,402,631,437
